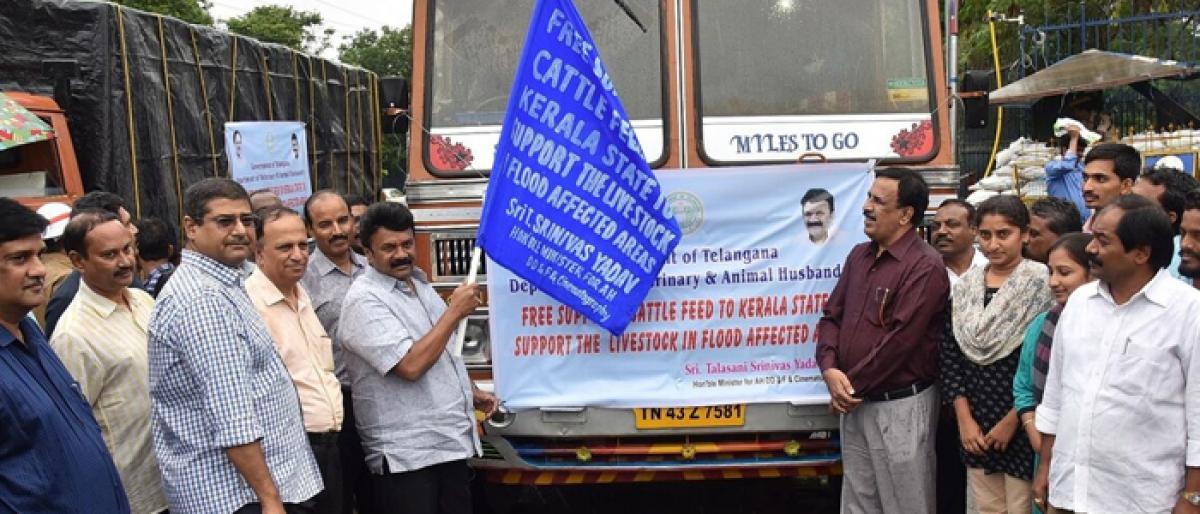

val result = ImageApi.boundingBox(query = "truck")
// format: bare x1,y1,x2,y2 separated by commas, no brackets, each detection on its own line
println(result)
400,0,957,493
0,0,382,217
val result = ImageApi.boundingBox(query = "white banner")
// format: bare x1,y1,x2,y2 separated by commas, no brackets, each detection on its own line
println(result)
488,163,873,408
224,121,312,209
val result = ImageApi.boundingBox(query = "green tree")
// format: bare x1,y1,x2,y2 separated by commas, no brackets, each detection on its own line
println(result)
113,0,213,25
954,0,1176,72
338,25,414,180
338,25,413,79
224,5,334,53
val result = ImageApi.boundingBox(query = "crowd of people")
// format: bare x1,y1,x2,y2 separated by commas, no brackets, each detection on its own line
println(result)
0,179,494,514
819,142,1200,514
1,139,1197,514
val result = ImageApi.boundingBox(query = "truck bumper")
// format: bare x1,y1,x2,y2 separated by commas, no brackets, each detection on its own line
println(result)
471,397,842,483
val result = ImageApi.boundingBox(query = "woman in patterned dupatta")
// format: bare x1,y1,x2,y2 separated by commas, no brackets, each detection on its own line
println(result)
941,195,1054,514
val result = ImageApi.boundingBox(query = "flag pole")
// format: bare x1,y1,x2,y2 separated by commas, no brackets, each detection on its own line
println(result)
451,246,482,357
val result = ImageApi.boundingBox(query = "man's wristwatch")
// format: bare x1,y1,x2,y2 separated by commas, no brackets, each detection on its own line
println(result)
1183,491,1200,506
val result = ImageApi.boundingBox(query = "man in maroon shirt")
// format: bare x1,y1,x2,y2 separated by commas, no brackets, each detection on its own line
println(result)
817,168,949,513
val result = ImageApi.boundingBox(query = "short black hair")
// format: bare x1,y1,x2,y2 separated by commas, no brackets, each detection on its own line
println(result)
1030,197,1084,235
1102,194,1175,270
801,188,834,212
134,217,175,261
937,199,978,227
254,206,301,246
183,178,250,222
975,194,1030,230
1138,167,1199,232
343,193,370,209
62,209,120,258
1185,188,1200,213
1048,232,1092,270
875,168,929,226
359,202,415,250
71,191,125,219
1056,133,1089,156
303,189,347,226
1084,142,1142,182
0,198,48,245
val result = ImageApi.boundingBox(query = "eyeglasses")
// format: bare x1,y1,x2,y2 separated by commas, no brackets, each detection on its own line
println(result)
205,214,258,229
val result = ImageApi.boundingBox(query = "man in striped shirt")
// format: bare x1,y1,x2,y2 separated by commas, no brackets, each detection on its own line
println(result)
50,209,168,514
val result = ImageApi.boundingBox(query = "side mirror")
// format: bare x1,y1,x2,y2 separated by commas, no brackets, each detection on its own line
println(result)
380,76,409,136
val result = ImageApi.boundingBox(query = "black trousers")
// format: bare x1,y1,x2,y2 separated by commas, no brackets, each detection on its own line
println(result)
935,408,968,514
233,503,314,514
338,386,377,514
373,459,472,514
307,431,344,514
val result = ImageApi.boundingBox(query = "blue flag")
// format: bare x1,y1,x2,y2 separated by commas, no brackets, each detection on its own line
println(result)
478,0,681,335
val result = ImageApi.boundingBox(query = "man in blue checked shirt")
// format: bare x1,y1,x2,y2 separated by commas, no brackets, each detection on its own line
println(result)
0,197,130,513
148,178,322,514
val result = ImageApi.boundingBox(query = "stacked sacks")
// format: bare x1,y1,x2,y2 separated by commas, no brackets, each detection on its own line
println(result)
968,138,1056,205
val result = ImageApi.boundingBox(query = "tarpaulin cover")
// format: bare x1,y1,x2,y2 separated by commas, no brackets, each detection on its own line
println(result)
0,0,382,224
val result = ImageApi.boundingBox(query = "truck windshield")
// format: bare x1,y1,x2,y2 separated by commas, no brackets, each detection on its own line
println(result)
426,0,664,174
693,0,936,162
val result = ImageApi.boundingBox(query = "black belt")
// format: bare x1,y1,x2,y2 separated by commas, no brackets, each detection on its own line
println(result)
861,381,933,402
307,431,340,444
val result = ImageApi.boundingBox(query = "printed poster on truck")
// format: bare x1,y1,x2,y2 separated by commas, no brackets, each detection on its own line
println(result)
224,121,312,209
488,163,872,409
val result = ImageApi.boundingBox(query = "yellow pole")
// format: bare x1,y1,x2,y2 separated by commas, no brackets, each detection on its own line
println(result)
983,11,1005,178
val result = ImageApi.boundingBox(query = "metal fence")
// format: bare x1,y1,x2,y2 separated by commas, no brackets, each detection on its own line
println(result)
957,3,1200,182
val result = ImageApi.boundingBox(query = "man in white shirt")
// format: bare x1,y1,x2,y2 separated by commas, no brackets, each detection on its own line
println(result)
801,188,836,245
931,199,986,287
1033,194,1200,513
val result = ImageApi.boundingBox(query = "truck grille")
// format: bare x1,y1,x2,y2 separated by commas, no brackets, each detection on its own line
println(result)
429,231,487,282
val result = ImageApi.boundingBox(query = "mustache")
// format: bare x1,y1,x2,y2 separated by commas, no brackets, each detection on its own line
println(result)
113,266,133,277
389,257,413,268
1182,249,1200,260
806,221,825,228
23,278,44,289
1088,253,1103,267
862,211,876,221
330,234,348,243
226,236,251,246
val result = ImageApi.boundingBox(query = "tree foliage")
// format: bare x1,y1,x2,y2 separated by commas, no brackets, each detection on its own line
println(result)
955,0,1183,72
112,0,213,26
337,25,413,79
224,5,334,54
338,25,414,179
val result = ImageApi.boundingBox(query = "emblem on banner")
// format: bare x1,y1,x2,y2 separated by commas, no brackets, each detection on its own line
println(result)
667,192,703,235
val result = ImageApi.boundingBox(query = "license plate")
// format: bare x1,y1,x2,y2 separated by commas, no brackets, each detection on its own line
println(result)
634,404,746,429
